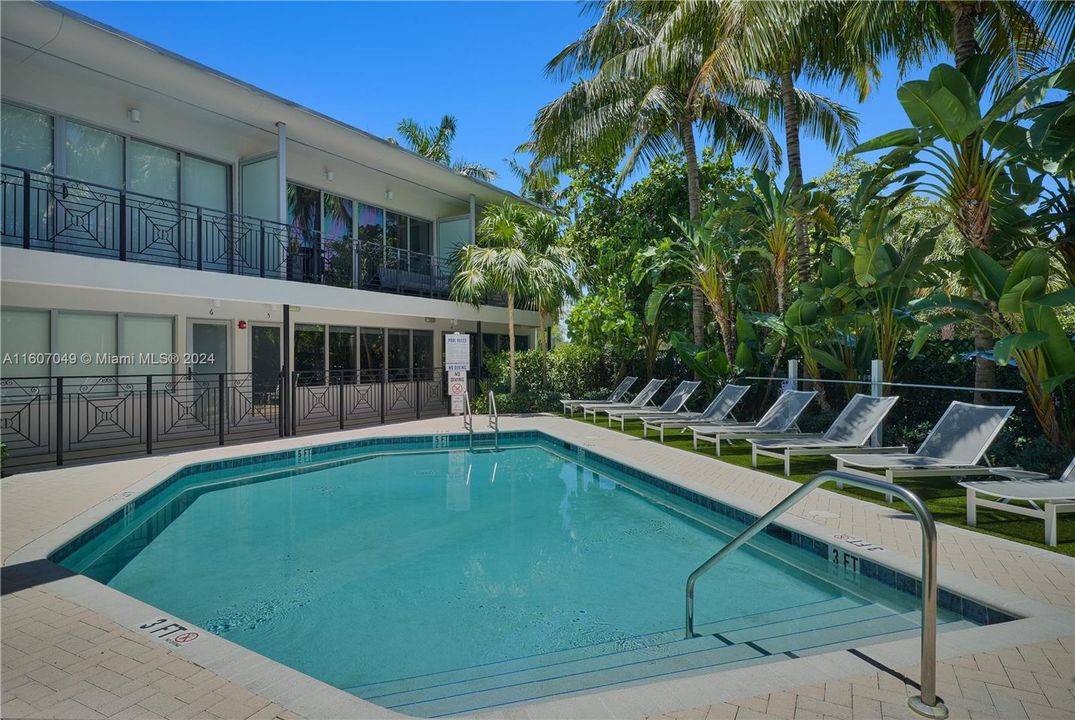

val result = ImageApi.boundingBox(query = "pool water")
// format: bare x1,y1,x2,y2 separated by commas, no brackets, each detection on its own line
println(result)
57,441,979,716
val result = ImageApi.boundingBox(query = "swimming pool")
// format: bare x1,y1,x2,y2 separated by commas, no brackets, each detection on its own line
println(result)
53,432,1011,717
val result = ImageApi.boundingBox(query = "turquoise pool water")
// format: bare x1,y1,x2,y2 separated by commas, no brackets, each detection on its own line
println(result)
56,437,986,716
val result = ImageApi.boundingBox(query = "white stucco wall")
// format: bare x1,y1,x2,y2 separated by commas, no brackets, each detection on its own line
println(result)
1,248,540,375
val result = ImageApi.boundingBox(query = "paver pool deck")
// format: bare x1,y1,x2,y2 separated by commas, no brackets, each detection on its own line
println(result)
2,414,1072,720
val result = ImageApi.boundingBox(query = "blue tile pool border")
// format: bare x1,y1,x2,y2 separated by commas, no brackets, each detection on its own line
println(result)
49,429,1016,626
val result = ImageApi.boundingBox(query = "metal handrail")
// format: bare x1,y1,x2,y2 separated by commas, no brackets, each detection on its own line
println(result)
487,390,500,450
685,470,947,719
462,391,474,449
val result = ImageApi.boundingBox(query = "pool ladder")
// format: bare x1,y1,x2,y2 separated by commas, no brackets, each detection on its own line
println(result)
461,391,499,451
684,470,947,719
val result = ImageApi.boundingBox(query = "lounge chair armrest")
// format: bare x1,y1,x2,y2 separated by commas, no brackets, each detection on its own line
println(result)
987,467,1050,481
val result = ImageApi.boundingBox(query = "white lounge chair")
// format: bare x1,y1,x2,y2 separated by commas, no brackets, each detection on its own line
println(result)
561,376,637,415
603,380,701,429
642,384,750,442
690,390,817,456
749,393,905,475
581,378,666,422
832,401,1014,502
960,459,1075,546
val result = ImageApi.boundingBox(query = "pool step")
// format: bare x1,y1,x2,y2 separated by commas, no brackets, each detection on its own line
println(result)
350,596,862,700
381,636,765,717
348,596,975,718
349,596,887,716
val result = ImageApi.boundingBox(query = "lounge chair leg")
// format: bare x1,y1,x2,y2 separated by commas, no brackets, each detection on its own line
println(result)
660,427,665,443
784,454,791,476
1046,503,1057,547
751,446,757,468
966,487,977,527
693,434,697,450
715,438,721,456
885,492,893,503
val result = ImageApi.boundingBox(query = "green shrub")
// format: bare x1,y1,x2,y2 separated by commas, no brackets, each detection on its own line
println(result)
479,345,618,413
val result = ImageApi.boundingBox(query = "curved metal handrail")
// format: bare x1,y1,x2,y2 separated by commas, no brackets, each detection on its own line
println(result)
685,470,947,719
462,392,474,448
487,390,500,450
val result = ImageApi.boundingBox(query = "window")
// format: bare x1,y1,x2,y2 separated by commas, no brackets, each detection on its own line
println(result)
0,309,49,379
385,211,405,262
408,218,431,255
128,140,178,200
387,329,410,380
360,329,384,383
287,183,321,245
120,316,173,376
437,216,469,261
241,156,277,221
356,204,384,244
329,326,356,379
1,103,53,172
64,121,124,188
412,330,434,380
55,312,117,379
2,104,53,245
408,218,432,273
323,194,354,287
294,324,326,384
182,155,229,212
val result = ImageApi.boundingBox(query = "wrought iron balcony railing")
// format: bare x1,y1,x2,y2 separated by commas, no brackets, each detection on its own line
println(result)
0,164,478,302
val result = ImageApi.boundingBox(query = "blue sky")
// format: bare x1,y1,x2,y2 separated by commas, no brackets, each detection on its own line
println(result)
59,1,939,193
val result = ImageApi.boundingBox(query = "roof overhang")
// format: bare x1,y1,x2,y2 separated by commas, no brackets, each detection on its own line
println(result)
1,1,542,210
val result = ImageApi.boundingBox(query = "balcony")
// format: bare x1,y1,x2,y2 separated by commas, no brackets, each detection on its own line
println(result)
0,164,479,303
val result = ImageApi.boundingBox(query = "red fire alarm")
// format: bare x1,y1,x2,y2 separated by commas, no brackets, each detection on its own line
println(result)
238,320,247,330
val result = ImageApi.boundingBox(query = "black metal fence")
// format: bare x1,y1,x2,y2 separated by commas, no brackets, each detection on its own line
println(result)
1,368,458,473
0,164,468,301
289,368,463,435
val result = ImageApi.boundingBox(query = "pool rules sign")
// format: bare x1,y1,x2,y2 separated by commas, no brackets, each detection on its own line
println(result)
445,333,470,415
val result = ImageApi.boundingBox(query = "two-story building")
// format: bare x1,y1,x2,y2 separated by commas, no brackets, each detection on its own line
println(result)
0,1,542,469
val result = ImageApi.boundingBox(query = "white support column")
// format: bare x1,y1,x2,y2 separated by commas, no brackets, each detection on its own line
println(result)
468,194,476,244
787,359,799,390
276,122,288,226
870,358,884,447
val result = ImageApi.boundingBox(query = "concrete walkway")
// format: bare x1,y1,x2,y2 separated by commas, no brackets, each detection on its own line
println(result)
2,414,1072,720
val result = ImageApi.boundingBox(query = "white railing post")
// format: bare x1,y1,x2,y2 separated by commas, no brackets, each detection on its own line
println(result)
787,359,799,390
871,358,884,447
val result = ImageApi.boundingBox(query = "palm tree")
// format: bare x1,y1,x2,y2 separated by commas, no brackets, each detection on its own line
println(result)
506,150,565,211
522,212,576,350
846,1,1073,90
450,202,535,393
644,209,756,368
531,1,782,348
395,114,497,181
844,0,1073,397
671,0,866,284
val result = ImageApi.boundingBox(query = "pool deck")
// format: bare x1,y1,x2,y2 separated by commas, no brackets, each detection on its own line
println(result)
2,414,1072,720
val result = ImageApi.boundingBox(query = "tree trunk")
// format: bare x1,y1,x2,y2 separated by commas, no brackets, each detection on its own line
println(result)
681,119,706,351
952,2,982,67
539,308,549,351
780,71,811,284
951,2,996,403
646,328,658,379
707,298,737,369
507,291,517,394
